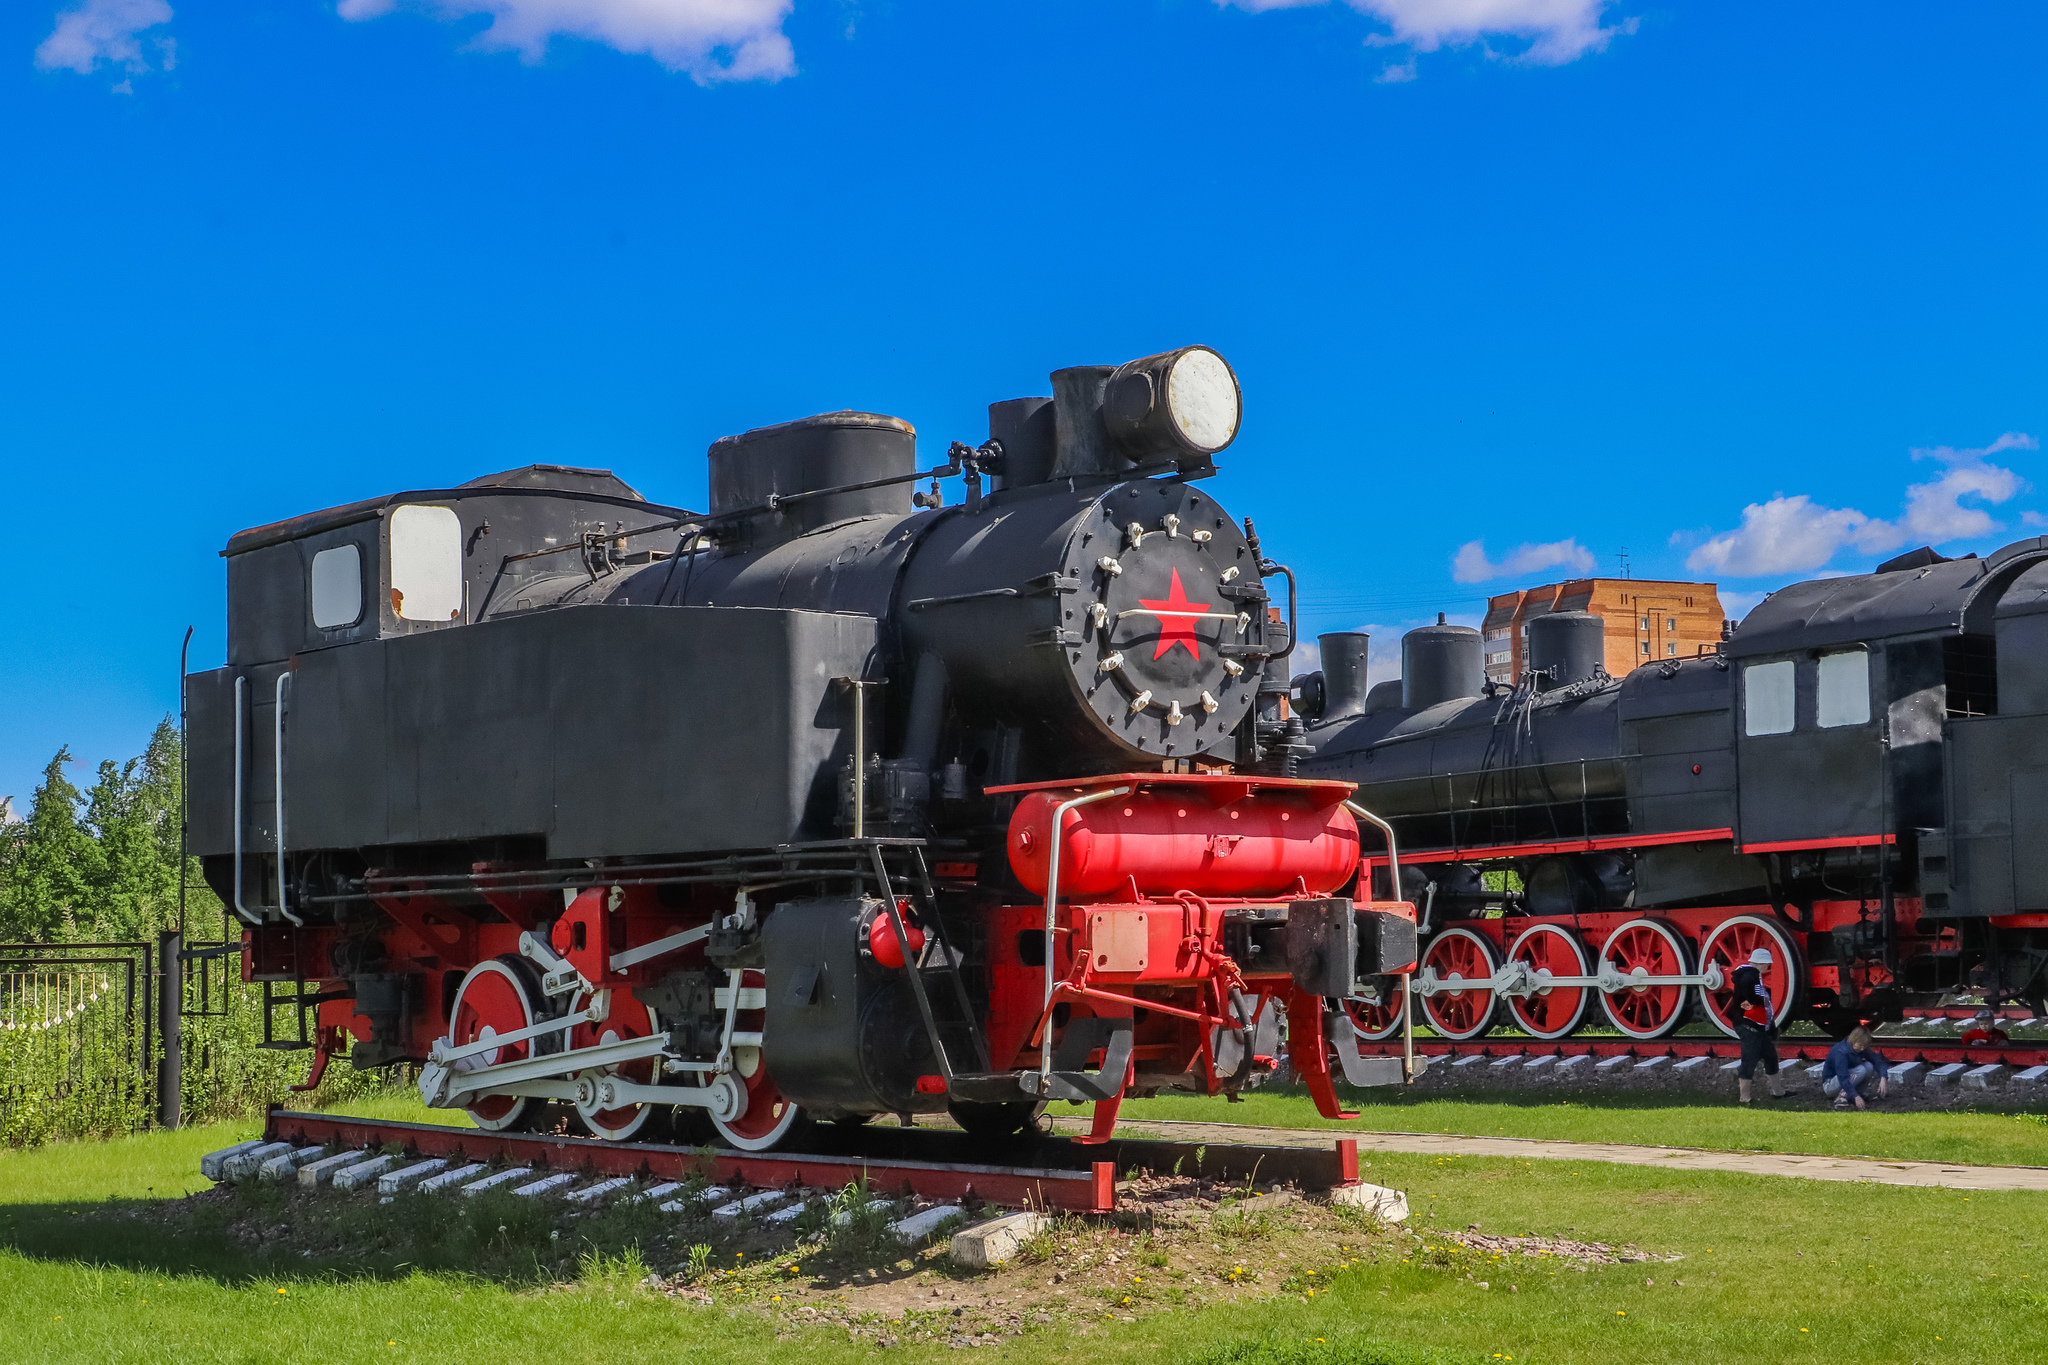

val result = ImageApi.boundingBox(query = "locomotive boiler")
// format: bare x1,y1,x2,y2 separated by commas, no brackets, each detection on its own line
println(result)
186,347,1416,1151
1293,542,2048,1047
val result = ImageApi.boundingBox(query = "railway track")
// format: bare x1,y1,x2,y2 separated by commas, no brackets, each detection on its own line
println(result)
210,1107,1377,1214
1355,1029,2048,1085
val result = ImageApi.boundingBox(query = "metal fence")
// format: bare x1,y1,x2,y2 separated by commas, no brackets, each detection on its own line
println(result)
0,940,158,1141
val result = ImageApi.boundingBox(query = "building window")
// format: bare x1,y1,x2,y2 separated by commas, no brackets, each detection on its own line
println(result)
1641,641,1651,656
1744,660,1796,736
1667,617,1677,632
1666,642,1677,657
1639,616,1649,631
1817,650,1871,728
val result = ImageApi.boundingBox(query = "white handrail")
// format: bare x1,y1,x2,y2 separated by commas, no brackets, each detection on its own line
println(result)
1345,799,1414,1084
274,672,302,926
229,676,261,925
1040,785,1130,1082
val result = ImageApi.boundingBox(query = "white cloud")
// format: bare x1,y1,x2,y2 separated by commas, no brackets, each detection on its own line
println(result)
1686,434,2036,578
35,0,173,81
338,0,796,83
1220,0,1632,67
1451,536,1597,583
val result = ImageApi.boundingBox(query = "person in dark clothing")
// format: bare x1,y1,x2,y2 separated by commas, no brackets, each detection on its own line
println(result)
1822,1027,1891,1109
1732,947,1784,1104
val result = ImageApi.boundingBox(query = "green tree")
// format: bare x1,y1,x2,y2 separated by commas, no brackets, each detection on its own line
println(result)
0,720,221,943
0,747,99,941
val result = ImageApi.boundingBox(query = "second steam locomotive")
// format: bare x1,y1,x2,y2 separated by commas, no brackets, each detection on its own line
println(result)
1294,545,2048,1048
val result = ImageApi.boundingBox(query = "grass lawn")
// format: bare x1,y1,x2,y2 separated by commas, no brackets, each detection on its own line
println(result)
1,1112,2044,1364
1109,1087,2048,1168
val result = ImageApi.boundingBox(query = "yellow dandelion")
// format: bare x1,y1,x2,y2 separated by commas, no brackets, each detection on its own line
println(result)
1616,1310,1626,1317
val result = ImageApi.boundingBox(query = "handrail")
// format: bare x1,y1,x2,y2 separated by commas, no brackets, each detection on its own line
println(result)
1040,785,1131,1082
274,672,301,926
1345,798,1414,1084
229,677,261,925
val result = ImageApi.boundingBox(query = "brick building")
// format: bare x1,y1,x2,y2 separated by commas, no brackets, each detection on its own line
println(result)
1481,578,1727,686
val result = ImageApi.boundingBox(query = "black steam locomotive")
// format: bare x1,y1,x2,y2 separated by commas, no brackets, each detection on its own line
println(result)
186,347,1411,1151
1293,542,2048,1044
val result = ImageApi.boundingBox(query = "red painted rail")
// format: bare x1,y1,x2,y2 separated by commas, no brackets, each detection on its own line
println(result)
1354,1036,2048,1070
261,1108,1369,1213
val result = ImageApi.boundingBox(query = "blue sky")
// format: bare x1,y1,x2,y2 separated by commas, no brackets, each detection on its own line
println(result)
3,0,2045,808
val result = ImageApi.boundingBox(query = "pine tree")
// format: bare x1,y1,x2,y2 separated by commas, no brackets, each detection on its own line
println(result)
0,748,97,941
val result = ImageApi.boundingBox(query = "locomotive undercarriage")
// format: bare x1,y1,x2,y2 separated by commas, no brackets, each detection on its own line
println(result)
231,787,1415,1153
1343,842,2048,1047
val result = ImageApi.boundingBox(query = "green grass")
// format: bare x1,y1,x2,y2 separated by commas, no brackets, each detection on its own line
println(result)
1,1116,2045,1363
1107,1087,2048,1167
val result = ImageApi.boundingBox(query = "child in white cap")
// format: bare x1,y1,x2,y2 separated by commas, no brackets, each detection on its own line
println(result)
1730,946,1783,1104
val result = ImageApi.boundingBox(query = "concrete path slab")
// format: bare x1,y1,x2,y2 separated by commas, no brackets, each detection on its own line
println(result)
1047,1116,2048,1191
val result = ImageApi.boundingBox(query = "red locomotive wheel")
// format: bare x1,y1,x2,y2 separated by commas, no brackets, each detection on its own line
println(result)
1698,915,1800,1038
569,989,663,1142
1343,982,1406,1043
688,968,807,1151
1418,926,1500,1041
1506,923,1592,1041
1597,919,1693,1040
446,958,539,1132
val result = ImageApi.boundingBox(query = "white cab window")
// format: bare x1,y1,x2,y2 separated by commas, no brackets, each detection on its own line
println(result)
1817,650,1871,728
1744,660,1796,736
390,505,463,622
310,545,363,629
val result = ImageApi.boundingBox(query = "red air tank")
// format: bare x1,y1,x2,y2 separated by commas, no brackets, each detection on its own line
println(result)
995,775,1360,902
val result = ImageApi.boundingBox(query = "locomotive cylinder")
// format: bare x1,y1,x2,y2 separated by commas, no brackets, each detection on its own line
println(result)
1005,787,1359,900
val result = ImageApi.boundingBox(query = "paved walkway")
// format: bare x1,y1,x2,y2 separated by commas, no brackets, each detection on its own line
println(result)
1046,1116,2048,1191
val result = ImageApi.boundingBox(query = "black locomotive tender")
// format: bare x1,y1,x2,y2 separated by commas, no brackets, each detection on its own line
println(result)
186,347,1404,1151
1291,544,2048,1045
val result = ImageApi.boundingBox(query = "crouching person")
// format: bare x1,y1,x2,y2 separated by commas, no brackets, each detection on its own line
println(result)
1822,1027,1891,1110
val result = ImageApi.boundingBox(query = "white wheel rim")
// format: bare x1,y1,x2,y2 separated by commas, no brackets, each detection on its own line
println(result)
571,997,661,1141
711,1089,803,1151
1597,919,1692,1040
1698,914,1800,1039
1419,927,1499,1041
448,958,535,1132
1506,923,1591,1041
1347,986,1405,1042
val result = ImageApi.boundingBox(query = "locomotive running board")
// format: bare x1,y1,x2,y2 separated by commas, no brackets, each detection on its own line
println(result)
259,1107,1369,1214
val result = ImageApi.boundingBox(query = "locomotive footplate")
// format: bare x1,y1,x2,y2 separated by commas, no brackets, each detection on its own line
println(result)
258,1106,1370,1214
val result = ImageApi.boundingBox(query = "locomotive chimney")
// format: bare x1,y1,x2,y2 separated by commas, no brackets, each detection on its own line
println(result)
1401,614,1483,712
1049,366,1122,480
1527,611,1606,689
1317,631,1371,722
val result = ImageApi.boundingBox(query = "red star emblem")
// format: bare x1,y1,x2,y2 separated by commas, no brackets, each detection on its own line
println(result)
1137,567,1212,661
